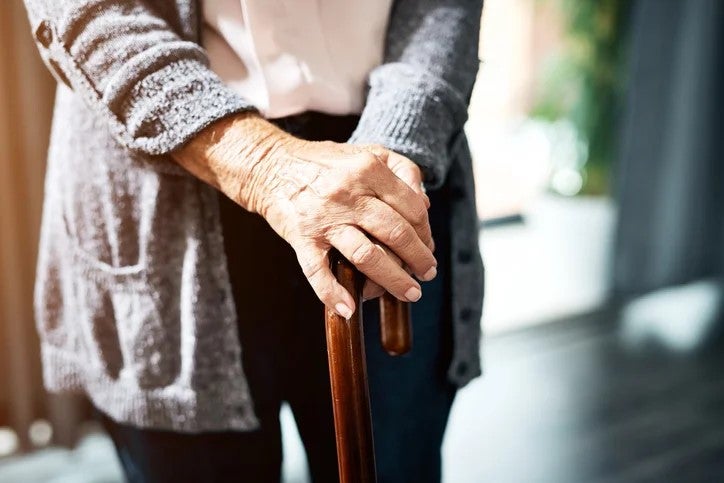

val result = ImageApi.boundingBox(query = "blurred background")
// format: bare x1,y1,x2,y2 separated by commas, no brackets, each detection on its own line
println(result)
1,0,723,481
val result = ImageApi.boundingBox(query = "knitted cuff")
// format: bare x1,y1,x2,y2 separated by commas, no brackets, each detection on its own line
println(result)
349,63,468,189
109,51,256,155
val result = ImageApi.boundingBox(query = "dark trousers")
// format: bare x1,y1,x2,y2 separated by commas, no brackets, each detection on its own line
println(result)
100,113,456,483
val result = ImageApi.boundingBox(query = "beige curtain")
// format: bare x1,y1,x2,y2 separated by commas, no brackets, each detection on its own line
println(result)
0,0,87,451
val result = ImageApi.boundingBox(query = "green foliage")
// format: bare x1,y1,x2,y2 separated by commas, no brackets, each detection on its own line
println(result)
531,0,630,195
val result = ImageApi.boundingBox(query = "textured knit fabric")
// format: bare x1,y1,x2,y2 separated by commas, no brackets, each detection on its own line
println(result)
22,0,485,432
202,0,393,118
100,133,456,481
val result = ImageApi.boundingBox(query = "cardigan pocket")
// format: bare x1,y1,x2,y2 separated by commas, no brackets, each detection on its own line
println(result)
61,167,184,389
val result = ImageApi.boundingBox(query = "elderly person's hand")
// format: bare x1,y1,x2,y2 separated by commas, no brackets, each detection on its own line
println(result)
173,112,436,318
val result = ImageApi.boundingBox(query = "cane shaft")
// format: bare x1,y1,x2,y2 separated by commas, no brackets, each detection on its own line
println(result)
326,252,376,483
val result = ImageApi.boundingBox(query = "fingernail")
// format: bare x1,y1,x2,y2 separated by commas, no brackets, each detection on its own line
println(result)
405,287,422,302
421,266,437,281
335,303,353,319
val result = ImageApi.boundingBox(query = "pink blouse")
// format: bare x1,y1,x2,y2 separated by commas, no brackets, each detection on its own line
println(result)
202,0,393,119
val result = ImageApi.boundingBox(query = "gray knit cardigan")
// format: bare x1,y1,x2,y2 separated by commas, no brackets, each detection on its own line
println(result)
22,0,485,432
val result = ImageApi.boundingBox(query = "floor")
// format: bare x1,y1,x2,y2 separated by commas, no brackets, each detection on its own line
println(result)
442,307,724,483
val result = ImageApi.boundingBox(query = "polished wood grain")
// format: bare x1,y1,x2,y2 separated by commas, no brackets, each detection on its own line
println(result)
326,251,377,483
379,293,412,356
325,250,413,482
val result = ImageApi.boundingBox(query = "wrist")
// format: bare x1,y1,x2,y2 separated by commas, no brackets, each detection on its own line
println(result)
171,111,292,213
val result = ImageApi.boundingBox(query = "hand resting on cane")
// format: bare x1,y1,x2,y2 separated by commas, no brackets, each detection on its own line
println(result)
172,111,437,318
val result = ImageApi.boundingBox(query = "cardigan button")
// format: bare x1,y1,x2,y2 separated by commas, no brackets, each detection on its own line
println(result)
455,361,469,378
34,20,53,48
459,307,474,323
457,250,473,264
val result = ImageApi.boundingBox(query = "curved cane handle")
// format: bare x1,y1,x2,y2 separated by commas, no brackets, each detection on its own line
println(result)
379,294,412,356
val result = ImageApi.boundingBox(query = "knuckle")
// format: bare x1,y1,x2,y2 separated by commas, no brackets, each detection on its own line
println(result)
317,284,335,304
324,176,352,202
308,272,335,302
388,222,412,247
368,144,387,156
411,202,428,226
408,165,424,184
354,198,378,221
356,152,380,173
301,259,322,279
354,196,373,213
350,242,378,267
296,248,326,279
327,183,347,202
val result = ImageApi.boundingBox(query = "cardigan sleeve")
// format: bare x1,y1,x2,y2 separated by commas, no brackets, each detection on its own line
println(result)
349,0,483,189
22,0,256,156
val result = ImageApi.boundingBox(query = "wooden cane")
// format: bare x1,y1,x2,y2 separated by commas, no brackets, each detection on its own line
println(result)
325,249,412,483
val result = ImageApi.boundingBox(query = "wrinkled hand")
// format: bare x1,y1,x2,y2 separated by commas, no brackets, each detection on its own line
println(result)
359,150,431,302
250,137,436,318
172,113,436,318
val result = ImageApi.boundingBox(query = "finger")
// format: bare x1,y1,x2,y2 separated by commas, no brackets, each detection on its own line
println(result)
365,172,435,255
296,244,356,318
362,280,385,301
386,151,431,209
368,146,430,208
359,151,433,251
356,198,436,280
373,173,432,252
329,225,422,302
362,244,406,300
362,247,415,300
